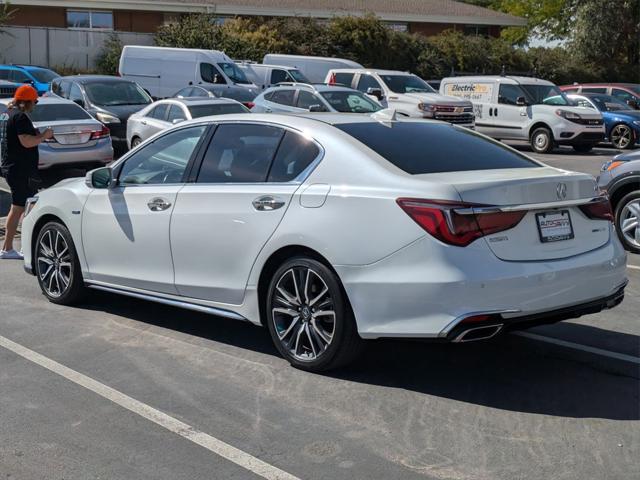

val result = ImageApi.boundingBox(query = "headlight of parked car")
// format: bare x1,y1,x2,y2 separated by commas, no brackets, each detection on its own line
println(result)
24,196,38,217
418,103,436,117
555,109,583,122
96,112,121,124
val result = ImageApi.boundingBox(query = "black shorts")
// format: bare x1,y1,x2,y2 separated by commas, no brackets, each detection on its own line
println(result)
5,171,36,207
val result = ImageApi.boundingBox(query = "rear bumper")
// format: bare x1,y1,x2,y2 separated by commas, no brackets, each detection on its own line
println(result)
38,138,114,169
336,231,627,339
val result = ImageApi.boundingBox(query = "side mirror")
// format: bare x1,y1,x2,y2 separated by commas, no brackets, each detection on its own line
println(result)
308,104,326,112
172,118,185,125
516,96,527,106
86,167,113,189
73,99,85,108
367,88,384,100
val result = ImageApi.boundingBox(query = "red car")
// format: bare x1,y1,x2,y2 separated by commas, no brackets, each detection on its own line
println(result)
560,83,640,110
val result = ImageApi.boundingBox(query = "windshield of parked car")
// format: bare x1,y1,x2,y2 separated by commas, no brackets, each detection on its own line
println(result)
28,68,60,83
29,103,92,122
85,81,152,106
519,84,570,106
188,103,249,118
217,63,252,84
320,91,381,113
589,95,634,112
336,122,540,174
380,75,436,94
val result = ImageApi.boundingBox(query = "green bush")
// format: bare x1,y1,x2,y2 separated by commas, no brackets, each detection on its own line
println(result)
95,33,123,75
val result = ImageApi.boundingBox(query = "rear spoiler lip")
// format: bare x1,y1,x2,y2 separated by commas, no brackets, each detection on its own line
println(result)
454,196,607,215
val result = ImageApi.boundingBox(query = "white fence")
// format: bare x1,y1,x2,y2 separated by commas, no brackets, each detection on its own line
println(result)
0,26,154,70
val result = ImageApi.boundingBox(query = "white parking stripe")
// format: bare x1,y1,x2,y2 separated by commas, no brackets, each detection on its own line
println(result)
0,335,300,480
627,265,640,271
513,331,640,365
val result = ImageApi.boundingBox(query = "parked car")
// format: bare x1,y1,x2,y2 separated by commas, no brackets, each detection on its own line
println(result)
172,85,256,109
0,80,17,99
327,69,475,128
440,75,605,153
236,62,310,90
127,97,249,148
119,46,259,102
21,113,626,372
263,54,363,83
561,83,640,110
0,97,112,170
567,93,640,150
50,75,152,154
251,83,382,114
0,65,60,96
598,154,640,252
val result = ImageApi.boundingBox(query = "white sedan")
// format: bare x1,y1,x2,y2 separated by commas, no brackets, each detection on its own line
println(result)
21,112,627,371
126,97,249,149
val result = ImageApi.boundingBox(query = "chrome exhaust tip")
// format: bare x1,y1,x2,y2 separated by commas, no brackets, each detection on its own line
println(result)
453,324,504,343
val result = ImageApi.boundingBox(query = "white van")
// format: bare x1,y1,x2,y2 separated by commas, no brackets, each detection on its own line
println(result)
440,75,606,153
236,62,310,90
119,46,258,101
324,68,475,128
262,54,363,83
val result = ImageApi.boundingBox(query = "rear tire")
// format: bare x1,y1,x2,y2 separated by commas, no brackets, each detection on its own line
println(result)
531,127,554,154
572,144,594,153
34,222,86,305
614,191,640,254
265,257,363,372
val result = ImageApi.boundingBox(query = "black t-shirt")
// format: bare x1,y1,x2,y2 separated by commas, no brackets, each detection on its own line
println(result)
2,109,38,177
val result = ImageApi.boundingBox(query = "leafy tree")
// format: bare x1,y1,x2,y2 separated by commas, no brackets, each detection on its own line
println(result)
0,1,16,32
155,14,226,50
95,33,123,75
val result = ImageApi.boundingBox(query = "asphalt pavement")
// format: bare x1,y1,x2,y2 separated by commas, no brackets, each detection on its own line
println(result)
0,143,639,480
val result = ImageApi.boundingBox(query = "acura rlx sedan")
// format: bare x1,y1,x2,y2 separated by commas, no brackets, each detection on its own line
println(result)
21,112,627,371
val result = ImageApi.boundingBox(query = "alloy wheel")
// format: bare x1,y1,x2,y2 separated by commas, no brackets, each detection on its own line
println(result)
620,199,640,249
271,267,336,362
611,125,632,149
37,229,72,298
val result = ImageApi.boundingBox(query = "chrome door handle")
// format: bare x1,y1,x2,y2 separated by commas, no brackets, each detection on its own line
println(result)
253,196,285,211
147,198,172,211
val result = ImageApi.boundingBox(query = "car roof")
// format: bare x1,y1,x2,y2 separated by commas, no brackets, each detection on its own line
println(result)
330,68,410,76
568,83,639,88
160,97,241,106
442,75,555,86
58,75,133,84
264,83,358,93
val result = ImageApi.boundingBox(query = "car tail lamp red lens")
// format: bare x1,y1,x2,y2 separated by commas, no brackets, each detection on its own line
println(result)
396,198,526,247
243,102,255,109
91,125,110,140
579,197,613,222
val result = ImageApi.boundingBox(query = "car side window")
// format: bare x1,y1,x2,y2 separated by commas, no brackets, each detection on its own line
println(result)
333,73,355,87
197,124,284,183
176,87,193,98
270,89,296,106
356,74,382,93
0,69,9,81
612,89,635,103
118,125,206,185
149,104,169,120
296,90,321,109
498,84,525,105
69,83,84,104
58,80,71,99
574,98,596,109
270,69,289,85
9,69,30,83
268,131,320,182
583,87,607,94
167,105,186,123
200,63,226,84
263,91,275,101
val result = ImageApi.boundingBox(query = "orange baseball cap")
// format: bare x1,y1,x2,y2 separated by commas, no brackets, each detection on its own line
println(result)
14,85,39,102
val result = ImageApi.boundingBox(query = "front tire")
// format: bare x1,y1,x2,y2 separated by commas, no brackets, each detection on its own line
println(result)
266,257,363,372
610,124,634,150
131,136,142,149
35,222,86,304
614,191,640,253
530,127,554,154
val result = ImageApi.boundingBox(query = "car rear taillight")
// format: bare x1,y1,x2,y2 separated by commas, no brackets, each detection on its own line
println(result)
579,197,613,222
91,125,110,140
243,102,255,109
396,198,526,247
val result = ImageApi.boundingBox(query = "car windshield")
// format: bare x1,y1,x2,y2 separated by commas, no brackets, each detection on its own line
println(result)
28,68,59,83
519,84,570,106
29,103,92,122
188,103,249,118
217,63,251,84
335,122,539,174
380,75,436,94
589,95,634,112
289,70,309,83
320,91,381,113
85,81,152,106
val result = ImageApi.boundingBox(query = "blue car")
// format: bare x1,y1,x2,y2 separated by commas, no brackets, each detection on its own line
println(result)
568,93,640,150
0,64,60,96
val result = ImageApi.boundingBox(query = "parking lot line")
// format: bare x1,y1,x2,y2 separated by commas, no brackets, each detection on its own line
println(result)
628,265,640,271
0,334,300,480
513,331,640,365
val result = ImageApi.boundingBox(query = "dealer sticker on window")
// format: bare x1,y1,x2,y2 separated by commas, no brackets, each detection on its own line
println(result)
536,210,574,243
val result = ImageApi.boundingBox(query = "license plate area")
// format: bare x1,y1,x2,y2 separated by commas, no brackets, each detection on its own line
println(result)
536,210,574,243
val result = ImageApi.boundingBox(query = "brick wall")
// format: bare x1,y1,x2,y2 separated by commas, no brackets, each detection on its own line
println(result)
6,6,66,28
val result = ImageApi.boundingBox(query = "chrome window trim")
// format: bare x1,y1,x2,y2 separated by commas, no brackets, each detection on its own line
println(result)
454,196,606,215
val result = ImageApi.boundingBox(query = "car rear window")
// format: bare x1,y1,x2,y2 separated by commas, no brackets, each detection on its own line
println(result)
29,103,92,122
335,122,540,174
188,103,249,118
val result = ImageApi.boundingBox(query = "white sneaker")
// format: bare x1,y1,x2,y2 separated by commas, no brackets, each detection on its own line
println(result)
0,249,24,260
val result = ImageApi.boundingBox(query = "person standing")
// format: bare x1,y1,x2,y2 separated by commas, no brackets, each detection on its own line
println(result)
0,85,53,259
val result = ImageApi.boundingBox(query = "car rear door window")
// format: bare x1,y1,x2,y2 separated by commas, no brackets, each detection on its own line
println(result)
296,90,322,109
268,131,320,182
356,74,382,93
335,122,539,174
0,69,9,81
9,69,30,83
197,124,284,183
270,89,296,106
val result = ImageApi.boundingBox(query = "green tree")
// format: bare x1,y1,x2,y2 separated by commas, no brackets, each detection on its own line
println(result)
0,1,16,32
155,14,226,50
95,33,123,75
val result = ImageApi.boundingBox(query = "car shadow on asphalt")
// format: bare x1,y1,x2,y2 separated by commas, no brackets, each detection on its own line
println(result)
77,290,639,422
